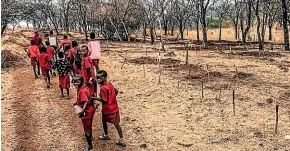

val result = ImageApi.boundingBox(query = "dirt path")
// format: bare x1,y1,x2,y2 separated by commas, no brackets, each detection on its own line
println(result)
1,66,134,150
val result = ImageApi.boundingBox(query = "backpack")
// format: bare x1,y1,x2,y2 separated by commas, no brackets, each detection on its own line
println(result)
74,48,82,69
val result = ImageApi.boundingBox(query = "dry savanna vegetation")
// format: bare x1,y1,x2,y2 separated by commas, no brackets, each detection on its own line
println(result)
1,0,290,150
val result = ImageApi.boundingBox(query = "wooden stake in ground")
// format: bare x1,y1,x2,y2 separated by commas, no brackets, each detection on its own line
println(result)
233,89,235,116
185,42,189,65
201,81,204,100
275,104,279,134
143,64,146,77
177,81,180,92
158,69,162,84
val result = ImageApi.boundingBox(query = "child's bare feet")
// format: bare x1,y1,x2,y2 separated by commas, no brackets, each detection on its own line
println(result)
60,95,65,98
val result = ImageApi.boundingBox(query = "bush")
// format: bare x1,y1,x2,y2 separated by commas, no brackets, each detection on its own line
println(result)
206,17,220,29
1,49,25,68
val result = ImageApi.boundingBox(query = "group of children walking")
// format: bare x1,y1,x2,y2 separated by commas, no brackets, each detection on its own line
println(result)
26,31,126,151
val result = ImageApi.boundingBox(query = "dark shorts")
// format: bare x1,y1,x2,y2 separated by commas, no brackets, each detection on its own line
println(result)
82,117,93,133
59,75,70,88
102,111,120,125
41,69,50,76
92,59,99,67
30,57,38,66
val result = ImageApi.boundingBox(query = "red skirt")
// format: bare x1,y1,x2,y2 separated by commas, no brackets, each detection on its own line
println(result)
59,75,70,88
102,111,120,125
41,69,50,76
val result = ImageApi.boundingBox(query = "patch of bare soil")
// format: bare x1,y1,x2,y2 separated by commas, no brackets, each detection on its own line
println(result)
231,51,284,58
129,56,181,65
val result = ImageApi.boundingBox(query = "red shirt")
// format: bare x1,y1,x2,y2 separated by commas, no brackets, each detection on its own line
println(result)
39,52,51,70
58,39,72,49
32,36,42,48
100,82,119,114
81,55,94,84
27,45,40,58
76,85,95,119
46,46,55,60
68,47,78,59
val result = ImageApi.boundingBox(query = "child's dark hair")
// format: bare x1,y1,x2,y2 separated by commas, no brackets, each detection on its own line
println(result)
72,40,78,47
90,32,95,39
73,74,84,85
50,30,53,35
81,45,88,50
64,45,70,51
45,41,50,46
58,51,64,58
30,39,36,45
40,47,47,53
64,34,68,39
97,70,108,78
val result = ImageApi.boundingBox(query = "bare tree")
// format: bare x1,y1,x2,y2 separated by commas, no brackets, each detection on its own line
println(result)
281,0,289,51
214,0,230,41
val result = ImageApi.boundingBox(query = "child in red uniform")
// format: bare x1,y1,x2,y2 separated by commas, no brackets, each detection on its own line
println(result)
38,47,51,88
93,70,126,147
53,52,71,98
32,31,44,48
69,41,81,75
45,41,56,76
72,75,96,151
58,34,72,50
27,39,40,79
81,45,96,96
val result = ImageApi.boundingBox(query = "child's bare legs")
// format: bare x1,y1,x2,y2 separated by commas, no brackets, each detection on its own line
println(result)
33,65,38,79
60,88,64,97
66,88,70,98
47,71,51,84
44,72,50,88
36,61,40,75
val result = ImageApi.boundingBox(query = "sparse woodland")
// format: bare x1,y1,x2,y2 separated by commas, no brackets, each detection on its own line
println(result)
1,0,289,50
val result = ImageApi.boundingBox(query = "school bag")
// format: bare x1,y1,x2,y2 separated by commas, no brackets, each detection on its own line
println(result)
74,47,82,69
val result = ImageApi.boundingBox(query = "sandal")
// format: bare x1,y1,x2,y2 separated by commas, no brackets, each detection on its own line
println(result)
99,134,110,140
116,140,126,147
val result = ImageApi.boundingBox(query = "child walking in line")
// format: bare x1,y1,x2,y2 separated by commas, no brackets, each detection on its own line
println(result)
54,51,71,98
38,47,51,88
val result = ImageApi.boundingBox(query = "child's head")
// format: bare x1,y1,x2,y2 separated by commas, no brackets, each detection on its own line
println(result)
34,31,39,36
58,51,64,58
72,74,84,88
97,70,108,84
81,45,89,55
45,41,50,46
50,30,53,35
40,47,47,53
63,34,68,39
30,39,36,45
90,32,95,39
64,45,70,51
72,40,78,47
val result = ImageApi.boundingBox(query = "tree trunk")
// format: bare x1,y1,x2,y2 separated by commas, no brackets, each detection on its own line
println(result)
255,0,263,50
201,12,208,48
171,24,174,36
1,23,7,36
281,0,289,51
242,1,252,43
143,22,147,42
196,20,200,41
179,20,184,40
150,23,155,45
219,17,222,41
269,24,273,41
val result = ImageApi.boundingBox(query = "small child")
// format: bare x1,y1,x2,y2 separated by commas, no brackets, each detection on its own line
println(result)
27,39,40,79
93,70,126,147
45,41,56,76
38,47,51,88
54,51,71,98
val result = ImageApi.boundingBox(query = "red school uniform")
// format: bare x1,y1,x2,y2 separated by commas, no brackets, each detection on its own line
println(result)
32,36,42,48
76,85,96,133
27,45,40,65
81,55,95,93
39,52,51,75
99,82,119,114
58,39,72,49
46,46,55,60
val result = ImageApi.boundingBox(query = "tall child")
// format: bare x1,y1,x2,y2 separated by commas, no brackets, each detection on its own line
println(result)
38,47,51,88
27,39,40,79
72,75,95,151
81,45,96,96
54,52,71,98
45,41,56,76
94,70,126,147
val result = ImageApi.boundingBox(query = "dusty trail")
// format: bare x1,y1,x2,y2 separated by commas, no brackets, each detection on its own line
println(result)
1,66,133,150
